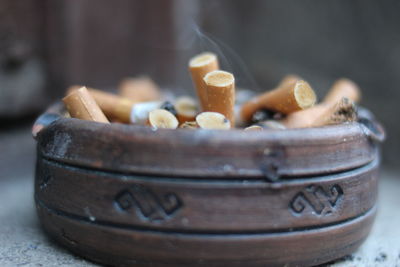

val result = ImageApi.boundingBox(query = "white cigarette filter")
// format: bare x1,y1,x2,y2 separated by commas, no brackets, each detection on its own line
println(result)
196,112,231,130
130,101,162,124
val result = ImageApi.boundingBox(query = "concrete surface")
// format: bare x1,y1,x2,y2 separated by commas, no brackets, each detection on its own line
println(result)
0,125,399,267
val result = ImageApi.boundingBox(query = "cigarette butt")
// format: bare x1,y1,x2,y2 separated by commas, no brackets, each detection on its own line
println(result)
179,121,198,129
323,78,361,104
244,79,316,118
174,96,198,124
203,70,236,126
62,87,109,123
240,80,316,122
88,89,134,123
277,74,301,88
244,125,263,131
196,112,231,130
148,109,179,129
283,98,357,128
118,76,161,102
189,52,219,111
241,80,317,121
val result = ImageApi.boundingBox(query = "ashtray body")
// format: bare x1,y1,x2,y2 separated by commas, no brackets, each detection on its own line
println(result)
33,103,384,267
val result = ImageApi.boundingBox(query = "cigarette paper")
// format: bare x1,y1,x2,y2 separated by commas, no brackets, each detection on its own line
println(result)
240,79,316,122
88,89,134,123
196,112,231,130
148,109,179,129
189,52,219,111
203,70,236,126
283,97,356,128
118,76,161,102
313,97,357,127
62,87,109,123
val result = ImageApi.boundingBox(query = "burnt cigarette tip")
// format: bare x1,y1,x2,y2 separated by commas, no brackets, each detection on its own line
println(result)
332,97,358,122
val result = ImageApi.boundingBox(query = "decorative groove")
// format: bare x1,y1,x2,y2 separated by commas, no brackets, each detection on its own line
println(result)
115,184,183,222
290,184,344,216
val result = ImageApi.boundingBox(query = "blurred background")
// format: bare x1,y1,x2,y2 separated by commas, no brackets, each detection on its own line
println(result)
1,0,398,166
1,0,399,266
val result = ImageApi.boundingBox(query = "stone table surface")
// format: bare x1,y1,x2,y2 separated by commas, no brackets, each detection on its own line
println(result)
0,125,399,267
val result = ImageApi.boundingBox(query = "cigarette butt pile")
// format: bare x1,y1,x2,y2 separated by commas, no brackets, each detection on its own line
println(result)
62,52,361,131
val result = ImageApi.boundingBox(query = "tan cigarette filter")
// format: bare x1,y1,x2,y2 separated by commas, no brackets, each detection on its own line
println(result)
148,109,179,129
88,89,134,123
189,52,219,111
196,112,231,130
203,70,235,126
323,78,361,104
174,96,198,124
283,97,357,128
62,87,109,123
118,77,161,103
240,80,317,122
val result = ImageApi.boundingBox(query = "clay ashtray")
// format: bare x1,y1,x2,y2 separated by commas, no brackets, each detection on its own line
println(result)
33,103,384,266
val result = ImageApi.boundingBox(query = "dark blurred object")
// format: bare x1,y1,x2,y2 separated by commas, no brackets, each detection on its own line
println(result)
0,0,47,118
0,0,399,168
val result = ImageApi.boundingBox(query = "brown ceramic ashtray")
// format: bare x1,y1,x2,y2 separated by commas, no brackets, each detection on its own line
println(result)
33,103,384,267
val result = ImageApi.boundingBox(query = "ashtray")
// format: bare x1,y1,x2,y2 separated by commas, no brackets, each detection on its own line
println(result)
33,102,384,266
